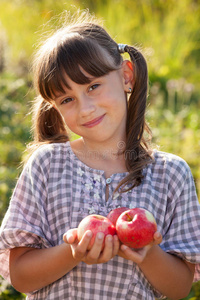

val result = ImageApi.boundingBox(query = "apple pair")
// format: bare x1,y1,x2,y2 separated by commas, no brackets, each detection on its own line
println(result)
77,207,157,250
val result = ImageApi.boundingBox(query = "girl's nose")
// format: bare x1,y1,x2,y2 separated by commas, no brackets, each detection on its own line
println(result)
79,95,96,118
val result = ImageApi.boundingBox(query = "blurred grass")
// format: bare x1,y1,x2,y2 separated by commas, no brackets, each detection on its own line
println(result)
0,0,199,299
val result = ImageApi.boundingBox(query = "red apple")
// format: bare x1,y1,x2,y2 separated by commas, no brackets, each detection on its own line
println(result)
107,207,129,226
77,214,116,250
116,208,157,249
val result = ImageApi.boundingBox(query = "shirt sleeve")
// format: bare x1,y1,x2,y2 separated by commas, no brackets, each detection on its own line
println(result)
160,159,200,282
0,147,54,282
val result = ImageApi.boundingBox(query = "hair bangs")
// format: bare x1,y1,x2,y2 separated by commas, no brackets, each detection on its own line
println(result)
37,30,120,101
48,36,119,99
60,37,118,83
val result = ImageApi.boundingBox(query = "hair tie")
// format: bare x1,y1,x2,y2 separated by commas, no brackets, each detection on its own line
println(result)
118,44,128,54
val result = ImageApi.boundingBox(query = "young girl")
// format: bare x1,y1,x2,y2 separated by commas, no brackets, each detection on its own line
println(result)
0,11,200,300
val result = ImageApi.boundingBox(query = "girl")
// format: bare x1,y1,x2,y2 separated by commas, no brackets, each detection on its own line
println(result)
0,11,200,300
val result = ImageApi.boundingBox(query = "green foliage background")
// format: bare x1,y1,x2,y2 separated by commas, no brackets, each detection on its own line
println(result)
0,0,199,299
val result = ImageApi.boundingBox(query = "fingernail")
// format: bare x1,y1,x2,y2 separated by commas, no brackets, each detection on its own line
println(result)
114,235,119,241
155,232,161,239
65,234,72,243
121,245,128,251
86,231,92,237
107,235,112,242
67,233,72,240
97,232,104,240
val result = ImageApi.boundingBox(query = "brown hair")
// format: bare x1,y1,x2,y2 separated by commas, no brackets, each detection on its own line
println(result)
28,11,153,192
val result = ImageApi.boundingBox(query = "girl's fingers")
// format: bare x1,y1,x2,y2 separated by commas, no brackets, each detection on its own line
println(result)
85,232,105,262
63,228,78,244
97,234,114,263
113,235,120,256
65,230,120,264
71,230,93,260
120,244,149,264
96,234,120,263
121,244,131,253
83,234,119,264
153,231,162,244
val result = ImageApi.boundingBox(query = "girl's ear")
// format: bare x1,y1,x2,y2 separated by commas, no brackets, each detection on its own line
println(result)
121,60,135,92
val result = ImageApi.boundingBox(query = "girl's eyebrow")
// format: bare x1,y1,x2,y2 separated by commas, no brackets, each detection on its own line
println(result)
53,74,101,101
53,90,71,102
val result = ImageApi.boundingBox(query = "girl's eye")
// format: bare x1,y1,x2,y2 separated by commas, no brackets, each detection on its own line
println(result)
88,84,99,92
61,97,74,105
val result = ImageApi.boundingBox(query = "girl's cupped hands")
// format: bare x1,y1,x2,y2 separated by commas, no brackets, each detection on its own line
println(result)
64,229,162,266
63,228,120,265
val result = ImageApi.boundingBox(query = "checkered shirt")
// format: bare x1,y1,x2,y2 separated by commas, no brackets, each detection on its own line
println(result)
0,142,200,299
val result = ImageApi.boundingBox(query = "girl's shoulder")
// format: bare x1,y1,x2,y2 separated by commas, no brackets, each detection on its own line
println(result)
151,149,191,178
153,149,189,167
25,141,72,169
146,150,196,202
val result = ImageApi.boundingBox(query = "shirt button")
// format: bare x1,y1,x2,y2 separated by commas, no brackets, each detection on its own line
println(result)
106,177,112,184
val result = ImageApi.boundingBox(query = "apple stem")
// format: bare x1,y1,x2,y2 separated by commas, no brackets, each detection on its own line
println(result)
125,213,132,222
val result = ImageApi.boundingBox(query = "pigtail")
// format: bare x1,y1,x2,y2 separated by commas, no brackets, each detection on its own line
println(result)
32,95,68,142
126,46,148,143
127,45,152,148
116,46,153,192
24,95,69,161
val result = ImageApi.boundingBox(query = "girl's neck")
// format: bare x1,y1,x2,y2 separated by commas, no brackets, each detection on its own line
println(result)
70,138,128,177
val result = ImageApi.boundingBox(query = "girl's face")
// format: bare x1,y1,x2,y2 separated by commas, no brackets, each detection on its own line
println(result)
53,62,132,147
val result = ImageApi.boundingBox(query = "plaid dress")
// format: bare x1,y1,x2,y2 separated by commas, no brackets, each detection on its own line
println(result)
0,142,200,299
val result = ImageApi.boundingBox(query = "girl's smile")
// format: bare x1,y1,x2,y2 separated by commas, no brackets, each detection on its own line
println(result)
82,113,106,128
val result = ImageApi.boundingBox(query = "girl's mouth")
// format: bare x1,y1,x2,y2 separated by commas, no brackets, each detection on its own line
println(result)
82,114,105,128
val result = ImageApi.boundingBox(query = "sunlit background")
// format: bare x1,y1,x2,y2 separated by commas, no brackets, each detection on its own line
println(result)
0,0,199,298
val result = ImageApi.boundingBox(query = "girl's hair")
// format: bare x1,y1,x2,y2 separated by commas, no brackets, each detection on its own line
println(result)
29,10,153,192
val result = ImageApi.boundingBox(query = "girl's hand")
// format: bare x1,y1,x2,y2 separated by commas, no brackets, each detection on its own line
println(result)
118,231,162,265
63,229,120,265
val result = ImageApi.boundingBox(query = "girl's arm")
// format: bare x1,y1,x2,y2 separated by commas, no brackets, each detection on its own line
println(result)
119,232,195,300
10,243,80,293
10,230,119,293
